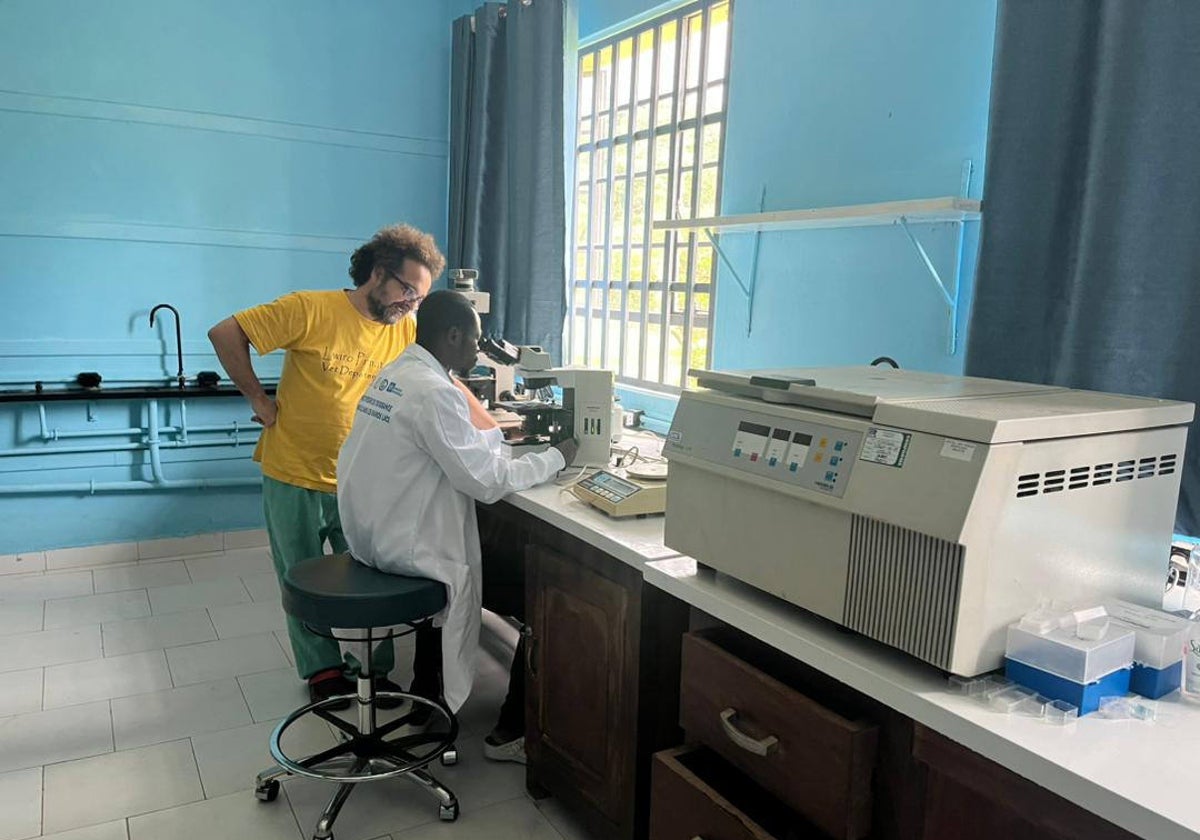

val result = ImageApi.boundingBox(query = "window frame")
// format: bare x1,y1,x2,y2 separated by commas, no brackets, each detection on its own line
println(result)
566,0,733,393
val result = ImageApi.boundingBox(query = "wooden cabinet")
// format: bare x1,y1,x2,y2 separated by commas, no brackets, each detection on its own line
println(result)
680,632,878,839
912,725,1140,840
478,500,689,840
526,541,636,822
654,626,927,840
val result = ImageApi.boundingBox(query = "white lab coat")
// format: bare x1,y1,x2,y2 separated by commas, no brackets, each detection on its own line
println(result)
337,344,565,711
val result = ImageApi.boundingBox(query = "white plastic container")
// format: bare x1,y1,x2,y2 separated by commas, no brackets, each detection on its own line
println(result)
1105,599,1190,669
1005,620,1135,684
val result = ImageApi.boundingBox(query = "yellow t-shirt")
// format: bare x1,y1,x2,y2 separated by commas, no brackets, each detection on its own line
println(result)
234,290,416,492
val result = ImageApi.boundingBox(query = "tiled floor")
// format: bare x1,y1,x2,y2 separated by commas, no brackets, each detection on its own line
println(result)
0,534,601,840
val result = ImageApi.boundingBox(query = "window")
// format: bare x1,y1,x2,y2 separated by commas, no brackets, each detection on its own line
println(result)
566,0,732,391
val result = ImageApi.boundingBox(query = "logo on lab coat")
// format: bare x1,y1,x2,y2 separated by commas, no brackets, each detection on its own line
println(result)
375,378,404,397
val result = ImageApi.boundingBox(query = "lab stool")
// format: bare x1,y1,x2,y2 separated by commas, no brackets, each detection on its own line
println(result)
254,553,459,840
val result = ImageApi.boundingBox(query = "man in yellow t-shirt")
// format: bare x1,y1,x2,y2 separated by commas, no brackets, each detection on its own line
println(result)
208,224,493,708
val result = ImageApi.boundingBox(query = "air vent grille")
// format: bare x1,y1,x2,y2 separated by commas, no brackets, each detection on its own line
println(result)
1014,453,1179,498
844,516,963,670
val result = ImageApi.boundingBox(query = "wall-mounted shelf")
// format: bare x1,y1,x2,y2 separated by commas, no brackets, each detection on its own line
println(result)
652,196,981,234
654,171,982,354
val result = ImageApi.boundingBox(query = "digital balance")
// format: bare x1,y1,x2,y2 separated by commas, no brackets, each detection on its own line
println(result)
570,462,668,518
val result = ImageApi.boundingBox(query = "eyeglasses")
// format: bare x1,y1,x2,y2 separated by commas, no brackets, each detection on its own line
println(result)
386,271,426,305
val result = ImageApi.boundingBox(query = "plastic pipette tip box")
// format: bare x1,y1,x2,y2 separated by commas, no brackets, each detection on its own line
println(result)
1004,657,1131,715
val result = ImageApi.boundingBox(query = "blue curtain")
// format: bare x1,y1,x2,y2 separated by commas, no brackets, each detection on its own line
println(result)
967,0,1200,534
448,1,569,362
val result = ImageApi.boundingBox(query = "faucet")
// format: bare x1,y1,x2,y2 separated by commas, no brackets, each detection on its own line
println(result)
149,303,185,389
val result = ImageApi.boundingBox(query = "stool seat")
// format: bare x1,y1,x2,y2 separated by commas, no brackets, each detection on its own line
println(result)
282,553,446,629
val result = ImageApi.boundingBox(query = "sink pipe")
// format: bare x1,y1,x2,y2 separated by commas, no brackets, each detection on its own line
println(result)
149,303,186,388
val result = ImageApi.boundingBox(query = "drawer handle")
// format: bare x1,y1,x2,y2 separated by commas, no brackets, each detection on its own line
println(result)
719,707,779,756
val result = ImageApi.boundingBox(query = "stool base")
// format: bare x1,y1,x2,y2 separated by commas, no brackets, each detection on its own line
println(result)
254,690,459,839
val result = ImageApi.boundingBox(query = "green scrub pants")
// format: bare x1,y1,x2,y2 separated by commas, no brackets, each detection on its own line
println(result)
262,475,395,680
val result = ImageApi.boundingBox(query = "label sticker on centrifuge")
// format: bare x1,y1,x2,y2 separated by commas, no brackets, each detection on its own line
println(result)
940,439,976,461
859,427,910,467
731,421,771,463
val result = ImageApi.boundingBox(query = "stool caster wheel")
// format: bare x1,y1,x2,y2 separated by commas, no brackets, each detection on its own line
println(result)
439,802,460,822
440,747,458,766
255,780,280,802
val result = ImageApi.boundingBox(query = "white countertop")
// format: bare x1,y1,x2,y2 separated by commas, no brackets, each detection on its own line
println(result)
502,481,677,569
645,557,1198,840
501,431,678,570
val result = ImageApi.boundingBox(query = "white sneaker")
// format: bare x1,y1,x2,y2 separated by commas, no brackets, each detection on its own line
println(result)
483,735,527,765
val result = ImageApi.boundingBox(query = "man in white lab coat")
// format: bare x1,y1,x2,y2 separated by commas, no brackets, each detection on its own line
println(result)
337,290,576,742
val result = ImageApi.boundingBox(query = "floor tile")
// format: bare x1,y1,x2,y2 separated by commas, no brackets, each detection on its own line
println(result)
392,796,561,840
44,590,151,629
127,788,302,840
208,599,287,639
0,700,113,773
275,630,296,665
93,561,190,594
0,625,102,674
533,795,603,840
111,679,252,750
284,773,436,840
39,820,130,840
166,633,288,686
0,667,43,717
0,600,43,637
46,542,138,571
0,766,41,840
148,578,250,615
102,611,216,657
42,739,203,834
224,528,269,550
184,547,274,582
241,571,282,603
190,716,337,800
237,668,307,722
44,650,173,709
0,552,45,576
0,570,93,603
138,534,223,562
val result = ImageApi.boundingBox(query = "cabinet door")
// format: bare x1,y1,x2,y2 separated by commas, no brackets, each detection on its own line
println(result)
913,725,1140,840
526,541,638,825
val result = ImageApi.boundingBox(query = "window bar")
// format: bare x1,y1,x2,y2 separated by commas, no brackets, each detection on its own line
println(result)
636,22,663,384
678,5,712,388
616,33,643,379
705,6,733,371
598,44,621,371
565,56,589,363
658,9,690,388
581,48,606,367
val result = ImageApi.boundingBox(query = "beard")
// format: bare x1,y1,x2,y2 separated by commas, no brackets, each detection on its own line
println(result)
366,291,411,324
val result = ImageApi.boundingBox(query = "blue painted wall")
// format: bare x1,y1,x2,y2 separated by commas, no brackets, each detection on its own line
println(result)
0,0,470,553
585,0,998,424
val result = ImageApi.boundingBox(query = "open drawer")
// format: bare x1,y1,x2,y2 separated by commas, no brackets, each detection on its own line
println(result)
651,745,835,840
680,629,879,839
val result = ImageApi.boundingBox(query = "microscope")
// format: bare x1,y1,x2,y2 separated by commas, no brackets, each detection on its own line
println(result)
465,338,614,467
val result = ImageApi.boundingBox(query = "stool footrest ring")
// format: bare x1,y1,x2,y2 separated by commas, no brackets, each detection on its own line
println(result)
268,691,458,784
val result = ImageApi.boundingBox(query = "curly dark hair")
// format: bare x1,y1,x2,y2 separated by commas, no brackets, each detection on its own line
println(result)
348,224,446,287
